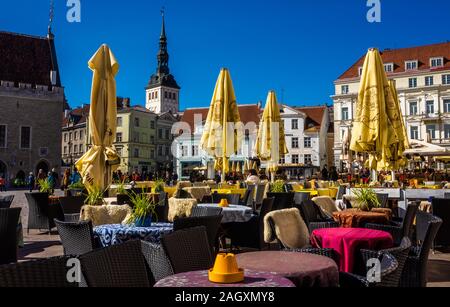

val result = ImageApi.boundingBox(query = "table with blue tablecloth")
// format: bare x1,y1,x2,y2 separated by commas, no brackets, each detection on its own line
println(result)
93,223,174,247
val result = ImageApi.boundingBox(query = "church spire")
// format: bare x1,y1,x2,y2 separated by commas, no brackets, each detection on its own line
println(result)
157,8,169,75
47,0,54,38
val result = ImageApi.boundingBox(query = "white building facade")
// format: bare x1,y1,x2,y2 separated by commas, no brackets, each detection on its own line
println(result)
333,42,450,171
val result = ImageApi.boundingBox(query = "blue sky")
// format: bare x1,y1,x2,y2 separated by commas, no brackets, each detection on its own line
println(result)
1,0,449,110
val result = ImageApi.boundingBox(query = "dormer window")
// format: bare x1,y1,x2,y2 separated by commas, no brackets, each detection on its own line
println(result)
384,63,394,73
341,85,349,95
405,60,418,71
358,67,363,76
430,57,444,68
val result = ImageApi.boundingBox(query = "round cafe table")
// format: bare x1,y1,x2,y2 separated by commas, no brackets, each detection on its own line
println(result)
236,251,339,287
154,270,295,288
333,208,392,228
311,228,394,273
198,204,253,223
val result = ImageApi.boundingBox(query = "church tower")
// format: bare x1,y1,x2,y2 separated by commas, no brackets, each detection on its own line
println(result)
146,10,180,114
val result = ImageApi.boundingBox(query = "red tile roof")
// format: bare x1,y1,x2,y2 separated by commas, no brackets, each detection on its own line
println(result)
0,31,60,86
338,42,450,80
181,104,261,132
62,104,90,127
296,106,327,129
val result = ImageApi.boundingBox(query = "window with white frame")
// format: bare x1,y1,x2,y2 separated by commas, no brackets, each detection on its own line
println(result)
444,99,450,113
406,60,418,71
181,146,188,157
443,74,450,85
150,120,155,129
292,137,299,149
64,133,67,142
0,125,6,148
292,155,299,164
63,146,67,154
425,76,434,86
134,117,140,127
133,132,139,143
279,157,285,164
409,101,418,115
426,101,435,115
409,78,417,88
117,117,123,127
80,144,84,153
115,146,122,157
384,63,394,73
427,125,436,139
445,125,450,139
116,132,123,143
20,126,31,149
292,119,299,130
304,137,312,148
341,85,349,95
430,57,443,68
304,154,312,165
410,126,419,140
192,145,199,157
341,107,349,121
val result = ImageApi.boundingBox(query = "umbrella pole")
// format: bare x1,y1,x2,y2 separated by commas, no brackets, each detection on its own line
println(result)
371,169,378,183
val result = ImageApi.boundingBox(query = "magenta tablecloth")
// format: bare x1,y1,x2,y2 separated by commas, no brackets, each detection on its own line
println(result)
311,228,394,273
236,251,339,287
154,269,295,288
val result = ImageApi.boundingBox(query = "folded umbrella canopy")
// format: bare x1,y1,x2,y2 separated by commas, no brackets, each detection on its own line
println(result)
76,44,120,192
201,69,242,182
255,91,288,180
350,48,405,172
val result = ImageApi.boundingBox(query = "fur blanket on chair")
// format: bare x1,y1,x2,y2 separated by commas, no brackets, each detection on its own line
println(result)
312,196,339,216
168,198,198,222
263,208,310,249
80,205,133,227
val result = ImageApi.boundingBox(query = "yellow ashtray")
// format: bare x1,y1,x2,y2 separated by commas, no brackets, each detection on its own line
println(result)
219,199,229,208
208,253,245,284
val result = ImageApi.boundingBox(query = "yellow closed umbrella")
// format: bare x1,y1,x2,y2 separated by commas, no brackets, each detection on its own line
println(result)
255,91,288,181
236,162,242,173
201,69,242,182
350,48,403,174
231,161,237,173
243,160,249,173
76,44,120,192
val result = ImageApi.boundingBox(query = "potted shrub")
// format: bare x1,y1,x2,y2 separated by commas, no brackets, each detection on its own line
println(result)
84,186,106,207
127,191,157,227
267,180,295,211
153,179,165,194
68,181,86,197
353,188,380,211
37,178,53,195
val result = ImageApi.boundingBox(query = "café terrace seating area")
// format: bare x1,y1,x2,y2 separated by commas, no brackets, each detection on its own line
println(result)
1,179,449,288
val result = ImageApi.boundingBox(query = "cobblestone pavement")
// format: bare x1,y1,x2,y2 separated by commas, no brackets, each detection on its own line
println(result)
1,190,450,287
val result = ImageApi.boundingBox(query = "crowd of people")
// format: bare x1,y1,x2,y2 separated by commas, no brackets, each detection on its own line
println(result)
112,170,178,186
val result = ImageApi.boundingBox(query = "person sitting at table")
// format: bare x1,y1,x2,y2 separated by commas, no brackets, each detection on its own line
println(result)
246,169,260,185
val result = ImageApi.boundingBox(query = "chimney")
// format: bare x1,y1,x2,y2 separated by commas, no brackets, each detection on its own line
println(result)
257,101,262,109
64,109,70,118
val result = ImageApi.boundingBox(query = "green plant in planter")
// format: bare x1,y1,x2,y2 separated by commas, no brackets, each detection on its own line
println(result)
270,180,286,193
68,181,85,190
38,178,53,194
116,180,128,195
353,188,380,211
84,186,106,206
153,179,165,193
127,191,158,226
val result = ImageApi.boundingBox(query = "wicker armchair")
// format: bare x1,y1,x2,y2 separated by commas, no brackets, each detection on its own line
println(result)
339,252,398,288
191,206,223,217
376,193,389,208
161,226,214,274
400,211,443,287
58,196,85,223
266,192,295,211
173,215,223,255
293,192,310,206
0,195,14,209
297,200,339,234
55,220,98,256
154,192,169,223
79,240,151,287
240,186,255,207
0,208,21,265
358,237,412,287
26,192,64,234
365,203,418,245
431,198,450,248
140,241,174,283
0,256,79,287
227,198,274,250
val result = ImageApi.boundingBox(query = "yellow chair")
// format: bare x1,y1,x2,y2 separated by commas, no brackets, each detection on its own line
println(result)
317,189,331,197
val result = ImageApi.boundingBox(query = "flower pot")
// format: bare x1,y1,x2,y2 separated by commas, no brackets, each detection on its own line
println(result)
134,215,152,227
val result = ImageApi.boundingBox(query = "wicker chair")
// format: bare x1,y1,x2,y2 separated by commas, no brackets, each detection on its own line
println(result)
0,256,80,287
365,203,418,246
55,220,98,256
58,196,84,223
297,200,339,234
212,193,240,206
191,206,223,217
0,208,21,265
254,184,267,207
400,211,443,287
154,192,169,223
358,237,412,287
376,193,389,208
140,241,174,283
431,198,450,248
227,198,274,250
173,215,223,254
161,226,214,274
79,240,151,287
0,195,14,209
339,252,398,288
26,192,64,234
293,192,310,206
266,192,295,211
239,186,255,207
